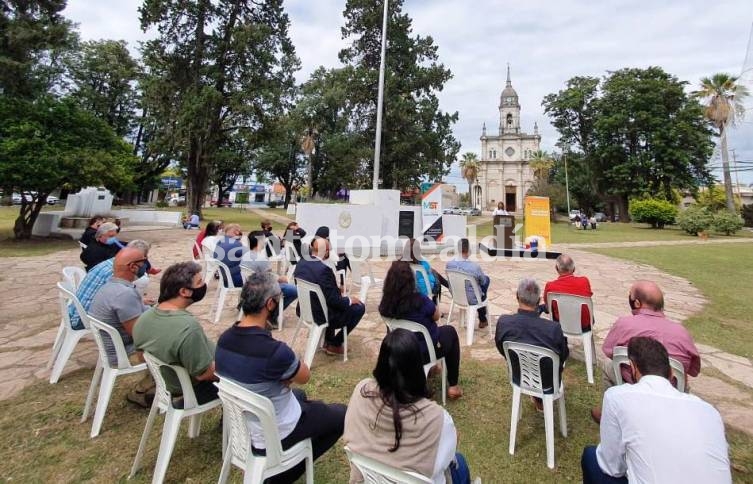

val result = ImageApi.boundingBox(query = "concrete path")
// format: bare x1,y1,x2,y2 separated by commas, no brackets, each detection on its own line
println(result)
1,227,752,435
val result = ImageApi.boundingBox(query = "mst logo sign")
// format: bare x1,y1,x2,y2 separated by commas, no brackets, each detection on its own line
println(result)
422,200,440,213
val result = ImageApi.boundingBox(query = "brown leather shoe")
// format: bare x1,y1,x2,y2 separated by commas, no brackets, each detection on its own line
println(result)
324,344,344,356
478,319,489,329
448,386,463,400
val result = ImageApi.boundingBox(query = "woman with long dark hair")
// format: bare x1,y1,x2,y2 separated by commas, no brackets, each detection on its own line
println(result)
379,261,462,400
343,329,472,483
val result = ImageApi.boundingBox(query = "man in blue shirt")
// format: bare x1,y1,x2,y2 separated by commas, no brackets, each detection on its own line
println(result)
213,223,247,288
446,238,490,327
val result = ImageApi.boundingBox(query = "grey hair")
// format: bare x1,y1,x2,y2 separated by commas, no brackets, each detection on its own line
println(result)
517,278,541,308
555,254,575,274
126,239,151,255
239,270,281,316
95,222,119,238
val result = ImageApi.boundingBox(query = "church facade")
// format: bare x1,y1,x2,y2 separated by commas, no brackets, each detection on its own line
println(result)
475,68,540,214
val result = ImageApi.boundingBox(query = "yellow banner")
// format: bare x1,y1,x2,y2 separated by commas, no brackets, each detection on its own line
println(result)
524,196,551,247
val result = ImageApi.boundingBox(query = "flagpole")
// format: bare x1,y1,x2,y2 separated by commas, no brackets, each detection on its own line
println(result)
372,0,389,193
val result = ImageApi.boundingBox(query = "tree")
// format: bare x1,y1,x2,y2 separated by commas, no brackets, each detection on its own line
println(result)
693,73,749,212
256,115,306,209
528,150,554,180
460,152,479,208
139,0,299,216
209,134,254,207
65,39,139,137
338,0,459,190
0,96,135,238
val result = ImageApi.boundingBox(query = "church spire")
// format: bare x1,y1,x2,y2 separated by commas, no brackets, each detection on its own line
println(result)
482,122,487,136
506,63,511,87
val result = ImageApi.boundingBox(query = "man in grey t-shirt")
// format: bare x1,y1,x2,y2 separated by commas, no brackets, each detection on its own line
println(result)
89,247,154,407
241,230,297,313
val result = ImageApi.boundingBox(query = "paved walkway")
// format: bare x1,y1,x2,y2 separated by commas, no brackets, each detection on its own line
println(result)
1,227,753,435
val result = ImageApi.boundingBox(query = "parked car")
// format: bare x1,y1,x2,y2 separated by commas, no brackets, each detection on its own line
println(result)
469,207,481,216
568,209,581,221
10,192,55,204
210,197,232,207
458,208,471,215
593,212,608,222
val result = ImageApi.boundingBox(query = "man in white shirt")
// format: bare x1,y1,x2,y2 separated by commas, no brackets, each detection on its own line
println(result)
582,336,731,484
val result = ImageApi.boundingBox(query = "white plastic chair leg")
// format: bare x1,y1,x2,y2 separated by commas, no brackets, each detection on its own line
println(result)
47,323,66,369
277,293,285,330
342,327,348,363
90,368,117,437
509,387,521,455
359,277,370,302
446,301,455,326
543,396,555,469
130,402,159,478
247,458,266,484
303,324,327,368
188,414,202,438
214,289,228,324
152,411,183,484
441,362,447,406
583,332,595,384
304,453,314,484
49,332,82,384
81,360,103,423
217,449,233,484
465,308,476,346
558,393,568,438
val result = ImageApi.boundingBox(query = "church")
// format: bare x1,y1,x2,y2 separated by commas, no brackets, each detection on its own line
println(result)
475,67,541,214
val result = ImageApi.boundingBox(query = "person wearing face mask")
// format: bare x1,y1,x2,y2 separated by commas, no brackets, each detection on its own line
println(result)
80,222,122,271
215,271,346,484
133,262,219,406
89,247,156,407
213,223,248,288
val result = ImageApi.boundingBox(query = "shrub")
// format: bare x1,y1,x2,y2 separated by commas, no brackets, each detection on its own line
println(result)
155,200,168,208
628,198,678,228
677,205,713,235
742,204,753,228
712,210,744,235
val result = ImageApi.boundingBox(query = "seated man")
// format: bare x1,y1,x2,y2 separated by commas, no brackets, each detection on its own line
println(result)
216,271,345,484
283,221,306,263
542,253,594,331
69,240,154,330
293,237,365,356
183,211,200,229
261,219,282,257
213,223,247,288
495,278,569,403
446,238,490,328
89,247,154,407
133,261,218,405
601,280,700,388
241,231,297,309
582,337,730,484
80,222,122,271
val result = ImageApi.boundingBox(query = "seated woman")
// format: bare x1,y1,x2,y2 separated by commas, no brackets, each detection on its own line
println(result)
183,211,200,229
215,271,346,484
344,329,472,484
404,237,448,303
80,216,105,247
379,261,462,400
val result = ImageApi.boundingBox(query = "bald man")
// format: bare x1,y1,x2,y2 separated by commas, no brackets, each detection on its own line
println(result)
542,254,594,331
89,247,154,407
293,237,364,356
601,280,700,387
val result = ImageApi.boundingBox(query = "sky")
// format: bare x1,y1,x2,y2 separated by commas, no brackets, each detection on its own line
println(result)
63,0,753,188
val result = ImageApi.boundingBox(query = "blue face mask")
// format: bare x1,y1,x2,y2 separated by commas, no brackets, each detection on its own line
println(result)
136,261,148,278
105,236,119,245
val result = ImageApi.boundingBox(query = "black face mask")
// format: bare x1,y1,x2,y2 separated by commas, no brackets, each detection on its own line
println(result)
267,297,281,325
189,283,208,303
628,295,639,311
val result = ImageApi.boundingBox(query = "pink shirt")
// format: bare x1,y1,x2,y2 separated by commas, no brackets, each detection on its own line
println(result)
602,309,701,383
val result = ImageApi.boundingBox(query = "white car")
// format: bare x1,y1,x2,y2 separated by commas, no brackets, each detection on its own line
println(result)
46,195,59,205
569,210,581,221
11,192,58,205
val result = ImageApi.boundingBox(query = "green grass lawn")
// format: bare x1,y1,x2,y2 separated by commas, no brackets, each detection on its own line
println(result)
589,244,753,358
471,219,753,244
1,356,750,482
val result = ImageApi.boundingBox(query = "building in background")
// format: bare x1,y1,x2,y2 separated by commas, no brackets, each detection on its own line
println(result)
476,66,541,214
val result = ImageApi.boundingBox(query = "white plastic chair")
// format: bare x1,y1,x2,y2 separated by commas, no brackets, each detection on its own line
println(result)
384,319,447,406
502,341,567,469
291,279,347,368
48,281,92,384
283,244,299,280
611,346,687,392
240,265,285,330
81,315,147,437
212,260,243,324
349,259,383,303
79,241,88,250
192,241,203,263
446,269,489,346
344,446,432,484
545,292,596,384
216,377,314,484
129,352,222,484
410,264,432,297
62,266,86,291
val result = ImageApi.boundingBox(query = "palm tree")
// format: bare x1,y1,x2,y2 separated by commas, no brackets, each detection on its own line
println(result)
693,73,749,212
460,152,479,208
528,150,555,181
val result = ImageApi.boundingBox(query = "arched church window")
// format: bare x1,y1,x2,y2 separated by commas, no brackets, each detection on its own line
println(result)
506,113,513,127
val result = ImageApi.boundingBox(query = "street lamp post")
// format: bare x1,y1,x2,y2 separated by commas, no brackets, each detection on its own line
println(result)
372,0,389,193
563,146,571,217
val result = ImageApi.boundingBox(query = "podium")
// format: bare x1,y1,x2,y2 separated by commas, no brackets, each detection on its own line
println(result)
493,215,515,250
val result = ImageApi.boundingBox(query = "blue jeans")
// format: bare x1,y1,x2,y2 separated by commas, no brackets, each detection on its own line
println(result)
280,282,297,309
581,446,628,484
449,452,471,484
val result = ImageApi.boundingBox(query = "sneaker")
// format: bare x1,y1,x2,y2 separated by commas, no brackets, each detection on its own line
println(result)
478,319,489,329
324,344,344,356
127,390,154,409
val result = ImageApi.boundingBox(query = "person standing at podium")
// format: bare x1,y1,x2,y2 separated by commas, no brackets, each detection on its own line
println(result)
492,202,509,216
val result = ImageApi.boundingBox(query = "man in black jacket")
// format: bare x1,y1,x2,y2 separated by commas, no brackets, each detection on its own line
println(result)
293,237,365,355
80,222,122,271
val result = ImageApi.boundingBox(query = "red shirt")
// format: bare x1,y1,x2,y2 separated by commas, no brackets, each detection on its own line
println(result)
192,229,207,259
544,274,593,330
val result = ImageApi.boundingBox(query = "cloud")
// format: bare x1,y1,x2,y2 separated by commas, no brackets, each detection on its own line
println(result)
64,0,753,185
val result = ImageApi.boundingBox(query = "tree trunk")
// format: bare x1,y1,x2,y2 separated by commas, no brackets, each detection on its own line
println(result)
619,196,630,223
719,126,736,212
13,196,47,239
